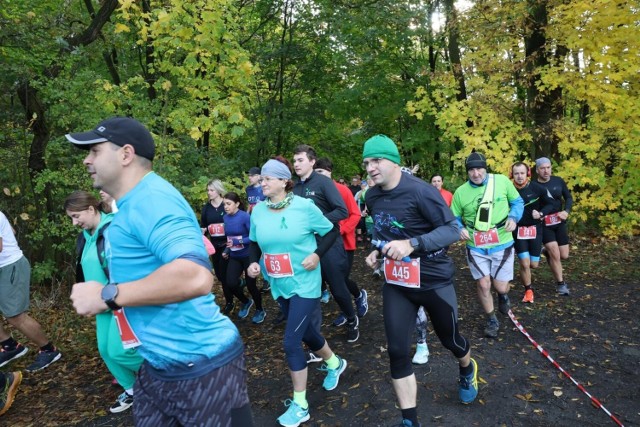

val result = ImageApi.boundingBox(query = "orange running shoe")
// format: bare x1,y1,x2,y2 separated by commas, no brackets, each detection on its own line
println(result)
522,289,534,303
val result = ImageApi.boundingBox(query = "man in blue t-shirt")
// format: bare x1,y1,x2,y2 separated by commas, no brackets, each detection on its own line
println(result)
66,117,253,426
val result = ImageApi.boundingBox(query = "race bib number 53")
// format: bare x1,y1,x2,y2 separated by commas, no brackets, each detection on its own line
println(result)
384,258,421,288
264,253,294,278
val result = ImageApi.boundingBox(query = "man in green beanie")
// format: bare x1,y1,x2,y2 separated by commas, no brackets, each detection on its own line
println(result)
363,135,478,427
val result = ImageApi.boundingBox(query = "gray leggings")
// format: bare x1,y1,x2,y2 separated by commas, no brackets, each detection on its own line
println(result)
415,306,427,344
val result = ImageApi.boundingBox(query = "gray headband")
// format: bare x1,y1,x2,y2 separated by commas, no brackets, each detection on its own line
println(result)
535,157,551,168
261,159,291,179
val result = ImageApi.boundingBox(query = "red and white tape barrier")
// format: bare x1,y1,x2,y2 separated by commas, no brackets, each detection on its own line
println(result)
507,309,625,427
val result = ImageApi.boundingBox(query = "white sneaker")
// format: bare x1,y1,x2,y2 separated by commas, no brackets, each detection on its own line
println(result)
306,351,323,364
110,391,133,413
412,342,429,365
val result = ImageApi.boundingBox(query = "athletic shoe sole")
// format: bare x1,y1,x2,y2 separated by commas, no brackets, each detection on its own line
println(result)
333,317,347,327
25,352,62,372
0,372,22,416
0,346,29,368
109,400,133,413
278,413,310,427
460,358,479,404
306,352,323,364
323,359,348,391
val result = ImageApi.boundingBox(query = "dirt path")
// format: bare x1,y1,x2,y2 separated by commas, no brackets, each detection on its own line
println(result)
3,238,639,426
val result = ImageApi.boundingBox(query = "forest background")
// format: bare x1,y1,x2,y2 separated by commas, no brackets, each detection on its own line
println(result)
0,0,638,289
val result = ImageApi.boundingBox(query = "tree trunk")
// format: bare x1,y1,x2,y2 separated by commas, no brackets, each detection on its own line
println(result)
442,0,470,148
442,0,467,102
524,0,566,161
17,0,119,185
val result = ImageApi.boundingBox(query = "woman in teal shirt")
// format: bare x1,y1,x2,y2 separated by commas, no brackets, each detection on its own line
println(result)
64,191,143,414
248,158,347,427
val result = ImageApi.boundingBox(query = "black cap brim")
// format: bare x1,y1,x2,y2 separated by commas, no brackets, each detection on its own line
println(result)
65,131,109,148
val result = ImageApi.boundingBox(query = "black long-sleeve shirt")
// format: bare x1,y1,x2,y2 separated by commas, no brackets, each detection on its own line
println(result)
293,171,348,224
537,176,573,214
516,181,555,226
365,173,460,290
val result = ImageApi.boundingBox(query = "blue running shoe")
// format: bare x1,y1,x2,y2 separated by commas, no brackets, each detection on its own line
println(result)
0,344,28,368
238,299,254,319
355,289,368,317
320,290,331,304
459,358,479,404
393,420,421,427
320,356,347,391
332,314,347,327
277,399,310,427
252,309,266,324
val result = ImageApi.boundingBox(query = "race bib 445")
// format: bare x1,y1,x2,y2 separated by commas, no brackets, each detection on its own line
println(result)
384,258,420,288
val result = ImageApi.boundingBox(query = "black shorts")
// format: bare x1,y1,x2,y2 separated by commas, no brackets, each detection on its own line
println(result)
513,224,543,259
542,221,569,246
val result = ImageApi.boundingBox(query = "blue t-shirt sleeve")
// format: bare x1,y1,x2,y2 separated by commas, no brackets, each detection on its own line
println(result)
130,198,208,266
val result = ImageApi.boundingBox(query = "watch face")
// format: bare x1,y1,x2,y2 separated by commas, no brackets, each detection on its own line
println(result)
102,284,118,301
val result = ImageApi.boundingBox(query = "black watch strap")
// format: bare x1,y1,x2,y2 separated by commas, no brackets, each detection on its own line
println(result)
410,237,421,250
105,299,121,311
102,284,122,310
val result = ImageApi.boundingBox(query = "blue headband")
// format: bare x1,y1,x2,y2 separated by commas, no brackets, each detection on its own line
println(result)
261,159,291,179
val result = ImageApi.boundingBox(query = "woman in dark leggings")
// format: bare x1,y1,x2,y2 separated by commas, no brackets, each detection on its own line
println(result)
222,192,265,324
247,158,346,427
200,179,230,312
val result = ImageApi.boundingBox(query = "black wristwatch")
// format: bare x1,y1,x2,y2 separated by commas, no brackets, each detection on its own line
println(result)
101,284,121,310
409,237,421,251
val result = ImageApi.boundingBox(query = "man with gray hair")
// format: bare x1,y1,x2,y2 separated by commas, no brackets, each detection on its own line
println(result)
535,157,573,296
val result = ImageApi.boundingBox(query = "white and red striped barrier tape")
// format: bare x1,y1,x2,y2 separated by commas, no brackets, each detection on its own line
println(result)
507,309,625,427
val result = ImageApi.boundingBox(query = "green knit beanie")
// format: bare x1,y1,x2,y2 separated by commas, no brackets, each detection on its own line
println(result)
362,134,401,165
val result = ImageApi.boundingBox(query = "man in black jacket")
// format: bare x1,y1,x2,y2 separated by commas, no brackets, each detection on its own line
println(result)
536,157,573,296
293,145,360,343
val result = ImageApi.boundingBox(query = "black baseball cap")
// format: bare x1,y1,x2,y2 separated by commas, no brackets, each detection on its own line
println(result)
248,167,261,175
65,117,155,161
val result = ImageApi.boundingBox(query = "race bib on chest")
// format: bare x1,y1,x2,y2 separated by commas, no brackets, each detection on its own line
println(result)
517,225,537,240
264,253,294,278
544,213,561,226
208,223,225,237
113,308,142,349
473,228,499,247
383,258,421,288
227,235,245,251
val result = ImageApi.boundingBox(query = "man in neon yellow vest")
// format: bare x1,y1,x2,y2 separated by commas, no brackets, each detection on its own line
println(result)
451,153,524,338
